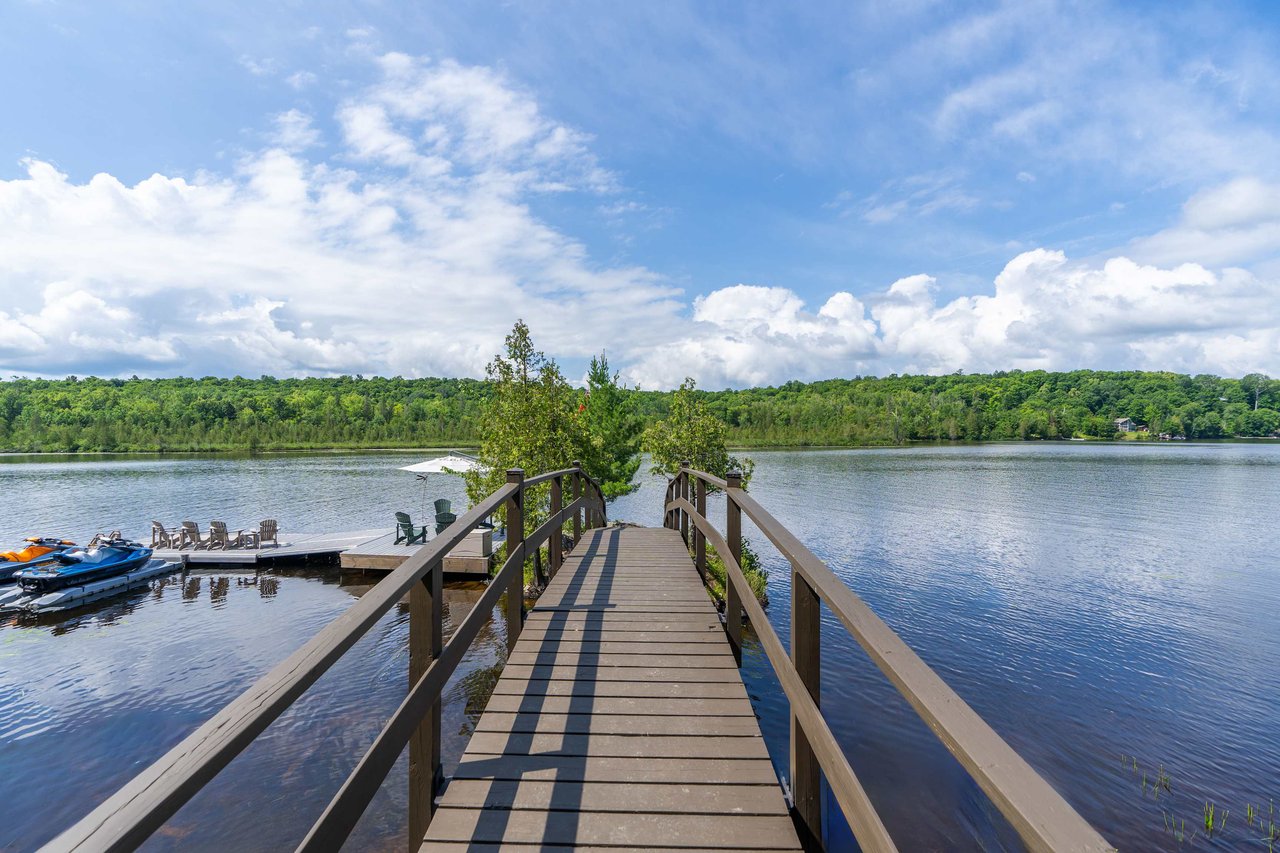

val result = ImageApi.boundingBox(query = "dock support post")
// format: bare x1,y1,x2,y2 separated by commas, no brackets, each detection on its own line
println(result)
791,566,822,850
679,461,690,546
695,474,707,583
408,559,443,845
506,469,525,653
571,460,583,547
725,470,743,665
550,473,563,576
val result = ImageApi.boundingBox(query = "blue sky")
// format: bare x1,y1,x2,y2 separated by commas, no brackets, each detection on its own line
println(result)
3,1,1280,387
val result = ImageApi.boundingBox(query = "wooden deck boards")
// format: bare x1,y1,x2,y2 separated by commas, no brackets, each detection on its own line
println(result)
421,526,801,851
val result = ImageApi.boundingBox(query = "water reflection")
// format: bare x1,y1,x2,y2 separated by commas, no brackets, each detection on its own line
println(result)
0,558,508,852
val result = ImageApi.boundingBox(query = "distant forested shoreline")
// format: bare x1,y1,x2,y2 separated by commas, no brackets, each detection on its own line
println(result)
0,370,1276,453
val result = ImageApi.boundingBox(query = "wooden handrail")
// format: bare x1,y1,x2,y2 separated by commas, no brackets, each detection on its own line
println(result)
667,471,1112,853
669,496,897,852
297,541,529,850
49,464,608,853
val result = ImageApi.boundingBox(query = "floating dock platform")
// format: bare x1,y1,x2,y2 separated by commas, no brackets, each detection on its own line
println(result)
153,529,390,566
152,528,491,577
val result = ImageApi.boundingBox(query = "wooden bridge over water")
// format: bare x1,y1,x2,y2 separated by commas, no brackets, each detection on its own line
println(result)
48,464,1113,852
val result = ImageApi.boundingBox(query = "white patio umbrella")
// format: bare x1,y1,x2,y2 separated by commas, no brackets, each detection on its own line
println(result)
398,452,482,475
399,452,483,521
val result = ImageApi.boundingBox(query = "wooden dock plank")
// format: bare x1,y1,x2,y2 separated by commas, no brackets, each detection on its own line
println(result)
426,809,802,849
473,712,764,736
421,526,801,852
516,629,727,644
463,732,772,760
439,779,791,815
453,755,778,784
490,678,749,699
496,664,747,683
480,694,757,716
505,651,740,669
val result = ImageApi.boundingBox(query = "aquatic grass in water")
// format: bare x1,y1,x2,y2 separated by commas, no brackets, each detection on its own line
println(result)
1121,753,1280,849
1203,801,1227,836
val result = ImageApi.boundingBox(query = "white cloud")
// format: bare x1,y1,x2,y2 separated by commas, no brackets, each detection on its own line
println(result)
1129,177,1280,267
237,55,278,77
4,48,1280,388
286,70,318,90
624,250,1280,388
0,54,676,378
626,285,879,388
904,3,1280,184
849,171,981,224
270,109,321,150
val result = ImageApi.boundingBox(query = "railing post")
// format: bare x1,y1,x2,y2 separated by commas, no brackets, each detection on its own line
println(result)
505,469,525,653
408,559,443,846
725,470,743,665
550,473,563,576
679,460,690,545
572,460,583,546
695,474,707,583
792,566,822,849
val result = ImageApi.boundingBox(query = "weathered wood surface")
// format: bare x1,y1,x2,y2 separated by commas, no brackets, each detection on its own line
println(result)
420,526,801,851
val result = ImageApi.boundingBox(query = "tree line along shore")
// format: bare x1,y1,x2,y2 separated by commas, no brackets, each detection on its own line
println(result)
1,369,1277,454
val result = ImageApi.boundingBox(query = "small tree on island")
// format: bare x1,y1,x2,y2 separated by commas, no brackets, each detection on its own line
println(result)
641,378,754,484
641,377,767,604
579,352,642,499
463,322,582,571
463,323,643,586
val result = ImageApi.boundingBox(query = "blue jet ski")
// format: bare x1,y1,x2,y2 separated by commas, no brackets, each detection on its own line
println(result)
16,536,154,594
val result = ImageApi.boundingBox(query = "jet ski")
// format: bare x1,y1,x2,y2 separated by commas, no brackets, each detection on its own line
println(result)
16,536,154,594
0,537,77,582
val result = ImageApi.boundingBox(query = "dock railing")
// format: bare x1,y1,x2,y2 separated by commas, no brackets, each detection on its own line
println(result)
665,464,1113,853
48,462,607,853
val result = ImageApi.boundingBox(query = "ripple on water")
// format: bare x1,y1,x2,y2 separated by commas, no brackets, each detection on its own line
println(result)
2,447,1279,852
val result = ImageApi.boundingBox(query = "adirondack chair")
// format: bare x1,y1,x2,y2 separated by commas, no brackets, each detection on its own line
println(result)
245,519,279,549
435,511,457,534
208,521,247,550
151,521,181,549
181,521,212,551
253,517,276,545
395,512,429,545
434,499,452,515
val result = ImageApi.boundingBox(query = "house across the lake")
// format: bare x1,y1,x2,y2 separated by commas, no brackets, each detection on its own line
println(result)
1115,417,1137,432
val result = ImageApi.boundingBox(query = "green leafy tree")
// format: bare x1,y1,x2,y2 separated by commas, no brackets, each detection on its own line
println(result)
579,353,642,499
463,321,584,520
460,321,585,589
641,378,755,483
3,367,1278,453
641,377,766,604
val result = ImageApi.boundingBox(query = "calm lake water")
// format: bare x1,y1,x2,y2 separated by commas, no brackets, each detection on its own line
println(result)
1,444,1278,851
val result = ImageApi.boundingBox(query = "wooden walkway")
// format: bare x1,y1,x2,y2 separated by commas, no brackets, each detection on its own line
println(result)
421,526,803,851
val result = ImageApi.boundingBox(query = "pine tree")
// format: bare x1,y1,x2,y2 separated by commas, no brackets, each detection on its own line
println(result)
580,353,641,499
